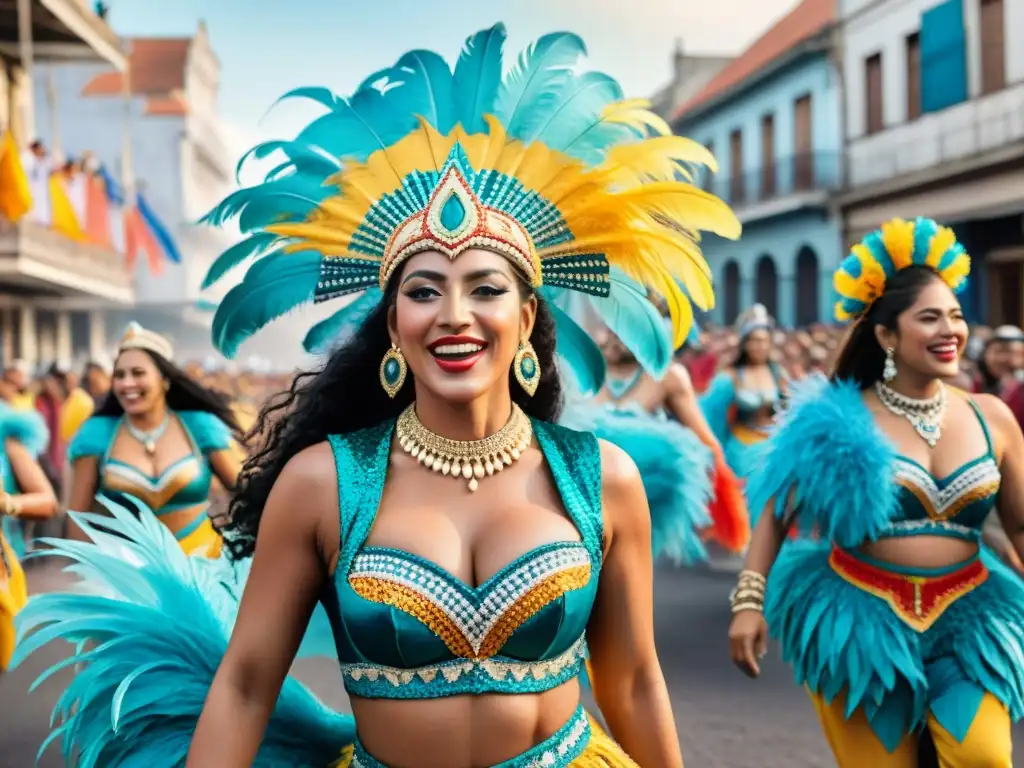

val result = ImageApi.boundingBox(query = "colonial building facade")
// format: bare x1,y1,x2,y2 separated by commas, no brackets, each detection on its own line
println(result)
669,0,844,327
837,0,1024,325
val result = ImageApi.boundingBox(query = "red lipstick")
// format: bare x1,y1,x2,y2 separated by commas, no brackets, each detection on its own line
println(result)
428,335,488,374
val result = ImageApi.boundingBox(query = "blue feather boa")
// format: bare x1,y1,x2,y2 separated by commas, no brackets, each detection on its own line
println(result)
12,498,353,767
561,403,712,564
746,375,899,547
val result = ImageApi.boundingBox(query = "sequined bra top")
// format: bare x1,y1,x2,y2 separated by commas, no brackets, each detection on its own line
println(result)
67,411,232,546
319,419,603,700
882,398,1000,543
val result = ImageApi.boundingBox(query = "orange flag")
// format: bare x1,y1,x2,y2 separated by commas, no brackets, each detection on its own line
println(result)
84,174,112,247
124,204,163,275
0,132,32,222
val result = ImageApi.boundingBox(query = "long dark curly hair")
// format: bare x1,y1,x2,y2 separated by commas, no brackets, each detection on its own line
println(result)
223,275,564,559
95,348,242,436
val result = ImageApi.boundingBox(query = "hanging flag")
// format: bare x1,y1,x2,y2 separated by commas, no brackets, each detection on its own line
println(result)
84,171,112,247
123,197,163,275
96,165,125,252
48,170,86,241
0,132,32,222
136,192,182,264
123,190,181,275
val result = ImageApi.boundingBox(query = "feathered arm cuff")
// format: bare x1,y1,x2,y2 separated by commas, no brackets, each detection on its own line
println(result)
746,375,900,548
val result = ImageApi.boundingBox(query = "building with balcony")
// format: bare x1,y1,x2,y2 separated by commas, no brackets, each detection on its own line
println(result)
669,0,843,327
0,0,128,366
838,0,1024,325
33,20,237,361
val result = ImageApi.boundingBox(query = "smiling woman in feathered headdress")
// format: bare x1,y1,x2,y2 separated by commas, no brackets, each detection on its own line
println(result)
16,24,738,767
727,217,1024,768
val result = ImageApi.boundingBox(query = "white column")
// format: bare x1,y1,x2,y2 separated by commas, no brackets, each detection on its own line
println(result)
55,310,71,363
15,0,34,143
88,309,108,360
18,303,36,365
0,307,12,362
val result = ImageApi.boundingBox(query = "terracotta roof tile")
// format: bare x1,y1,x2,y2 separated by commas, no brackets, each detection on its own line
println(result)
144,92,189,117
672,0,835,121
81,37,192,99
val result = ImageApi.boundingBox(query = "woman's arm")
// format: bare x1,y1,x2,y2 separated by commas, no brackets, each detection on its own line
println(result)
982,395,1024,566
186,442,337,767
663,363,721,450
4,438,57,519
65,456,100,540
587,441,682,768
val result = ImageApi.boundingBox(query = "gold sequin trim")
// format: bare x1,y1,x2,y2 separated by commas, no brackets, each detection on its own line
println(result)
348,576,474,657
477,565,592,657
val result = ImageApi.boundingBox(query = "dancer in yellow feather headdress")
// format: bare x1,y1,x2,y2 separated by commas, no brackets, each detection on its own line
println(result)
15,24,738,767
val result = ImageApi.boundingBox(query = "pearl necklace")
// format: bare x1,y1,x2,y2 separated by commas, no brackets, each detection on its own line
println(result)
396,403,533,492
125,414,170,456
874,381,947,448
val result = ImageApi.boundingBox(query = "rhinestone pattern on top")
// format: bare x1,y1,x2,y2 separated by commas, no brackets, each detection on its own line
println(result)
893,457,1000,520
348,543,592,657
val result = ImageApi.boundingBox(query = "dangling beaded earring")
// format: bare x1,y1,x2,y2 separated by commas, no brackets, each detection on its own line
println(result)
513,339,540,396
883,347,897,383
380,344,407,398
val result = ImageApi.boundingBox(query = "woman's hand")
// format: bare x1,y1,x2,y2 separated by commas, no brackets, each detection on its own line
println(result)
728,610,768,678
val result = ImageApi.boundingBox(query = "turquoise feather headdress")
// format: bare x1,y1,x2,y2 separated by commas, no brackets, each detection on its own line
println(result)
833,217,971,323
201,24,740,390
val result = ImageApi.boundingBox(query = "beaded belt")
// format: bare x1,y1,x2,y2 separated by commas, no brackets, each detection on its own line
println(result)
829,548,987,632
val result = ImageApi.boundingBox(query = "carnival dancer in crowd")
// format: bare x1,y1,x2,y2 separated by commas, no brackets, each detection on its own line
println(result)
699,303,788,522
0,396,56,672
13,23,738,767
563,325,748,564
728,217,1024,767
65,322,243,557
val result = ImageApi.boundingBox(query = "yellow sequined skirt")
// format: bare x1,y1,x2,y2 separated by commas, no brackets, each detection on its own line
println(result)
0,531,28,671
332,706,637,767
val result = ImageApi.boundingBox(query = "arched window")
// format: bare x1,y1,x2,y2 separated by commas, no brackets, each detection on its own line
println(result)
795,246,820,325
755,256,778,318
723,260,740,324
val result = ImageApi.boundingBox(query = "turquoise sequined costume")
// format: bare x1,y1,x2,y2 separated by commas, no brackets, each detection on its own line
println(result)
12,21,739,766
67,411,233,556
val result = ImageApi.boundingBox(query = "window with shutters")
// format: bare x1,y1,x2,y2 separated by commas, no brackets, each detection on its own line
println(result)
920,0,968,113
980,0,1005,94
865,53,884,134
760,114,775,199
906,33,921,120
794,94,813,189
729,129,744,204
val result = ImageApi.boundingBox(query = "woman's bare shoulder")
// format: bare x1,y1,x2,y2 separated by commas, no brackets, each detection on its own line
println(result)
596,439,648,543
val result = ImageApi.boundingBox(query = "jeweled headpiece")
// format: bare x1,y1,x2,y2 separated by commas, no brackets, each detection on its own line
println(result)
833,217,971,323
201,25,740,385
735,303,774,340
118,322,174,361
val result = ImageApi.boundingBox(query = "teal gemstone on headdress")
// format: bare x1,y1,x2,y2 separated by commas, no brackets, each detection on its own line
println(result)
439,191,467,233
520,355,537,380
383,357,402,385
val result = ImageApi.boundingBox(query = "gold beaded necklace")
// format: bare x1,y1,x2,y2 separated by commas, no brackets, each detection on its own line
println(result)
395,403,533,492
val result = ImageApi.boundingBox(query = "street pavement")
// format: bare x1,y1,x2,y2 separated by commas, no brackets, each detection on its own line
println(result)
1,559,1022,767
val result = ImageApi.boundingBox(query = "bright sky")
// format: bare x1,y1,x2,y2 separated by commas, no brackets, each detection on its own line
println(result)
105,0,800,159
